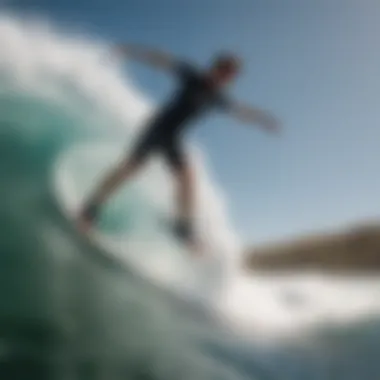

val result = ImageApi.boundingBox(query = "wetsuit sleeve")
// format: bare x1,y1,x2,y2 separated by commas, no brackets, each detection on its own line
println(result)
215,94,233,111
174,61,198,81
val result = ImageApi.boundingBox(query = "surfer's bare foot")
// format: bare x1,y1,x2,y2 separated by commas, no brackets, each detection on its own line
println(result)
77,216,92,234
188,239,204,257
76,202,99,234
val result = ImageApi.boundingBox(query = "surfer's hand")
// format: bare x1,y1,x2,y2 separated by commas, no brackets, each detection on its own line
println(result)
110,45,128,60
247,108,281,134
230,103,281,134
262,113,281,134
110,44,176,71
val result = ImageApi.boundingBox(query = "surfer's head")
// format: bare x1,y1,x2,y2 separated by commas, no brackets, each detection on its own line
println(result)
209,52,241,86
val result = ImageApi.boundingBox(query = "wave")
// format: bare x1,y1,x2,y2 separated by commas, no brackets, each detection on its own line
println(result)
2,13,380,380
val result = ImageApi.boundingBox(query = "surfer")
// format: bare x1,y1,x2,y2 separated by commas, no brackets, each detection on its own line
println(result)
77,44,280,253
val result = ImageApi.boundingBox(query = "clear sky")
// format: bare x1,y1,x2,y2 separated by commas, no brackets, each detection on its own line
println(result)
6,0,380,244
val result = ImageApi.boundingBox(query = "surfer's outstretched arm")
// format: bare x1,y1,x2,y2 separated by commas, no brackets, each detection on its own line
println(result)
113,44,178,72
228,102,281,133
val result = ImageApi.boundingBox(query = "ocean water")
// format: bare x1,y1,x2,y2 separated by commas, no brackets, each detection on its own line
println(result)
1,14,380,379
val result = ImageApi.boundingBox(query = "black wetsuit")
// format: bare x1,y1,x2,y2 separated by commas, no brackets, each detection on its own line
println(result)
130,62,231,170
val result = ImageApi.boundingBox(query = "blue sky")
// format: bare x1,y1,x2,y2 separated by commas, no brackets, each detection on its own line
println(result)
7,0,380,244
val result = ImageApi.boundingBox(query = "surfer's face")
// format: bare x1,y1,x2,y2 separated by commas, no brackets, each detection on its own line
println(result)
209,56,241,87
215,66,239,84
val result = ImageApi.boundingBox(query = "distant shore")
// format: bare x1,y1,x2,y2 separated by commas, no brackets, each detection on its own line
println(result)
245,223,380,272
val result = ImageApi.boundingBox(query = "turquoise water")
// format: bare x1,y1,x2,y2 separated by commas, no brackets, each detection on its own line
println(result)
2,15,380,380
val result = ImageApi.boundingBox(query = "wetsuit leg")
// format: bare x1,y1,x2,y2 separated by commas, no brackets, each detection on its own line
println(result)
161,137,194,243
161,135,186,173
128,126,163,166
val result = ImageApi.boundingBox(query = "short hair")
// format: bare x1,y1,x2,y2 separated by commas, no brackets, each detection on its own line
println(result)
212,52,242,71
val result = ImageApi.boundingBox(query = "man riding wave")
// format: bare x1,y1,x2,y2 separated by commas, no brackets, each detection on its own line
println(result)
78,44,280,254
